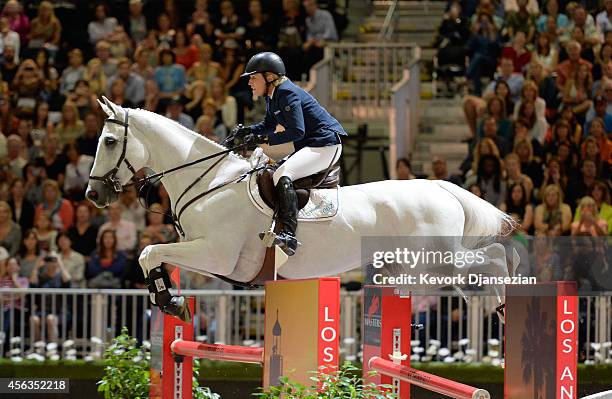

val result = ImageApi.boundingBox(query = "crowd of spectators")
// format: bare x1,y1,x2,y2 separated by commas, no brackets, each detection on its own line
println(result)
429,0,611,238
0,0,343,345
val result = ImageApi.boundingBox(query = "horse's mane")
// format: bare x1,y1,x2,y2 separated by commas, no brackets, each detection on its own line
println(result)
130,107,248,162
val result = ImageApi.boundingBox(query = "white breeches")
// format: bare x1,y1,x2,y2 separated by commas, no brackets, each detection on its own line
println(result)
272,144,342,185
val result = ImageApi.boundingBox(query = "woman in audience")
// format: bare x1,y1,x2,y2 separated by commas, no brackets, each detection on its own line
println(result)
534,183,572,236
86,229,127,288
501,183,534,234
513,137,544,189
504,153,534,200
108,78,133,108
187,43,220,86
464,80,514,139
35,179,73,231
173,28,199,70
579,181,612,234
67,80,97,119
0,201,21,256
12,59,45,115
516,101,549,144
67,202,98,260
501,31,531,73
56,232,85,287
559,106,584,141
87,3,117,45
144,203,177,244
33,211,56,253
154,49,186,111
570,196,608,236
157,13,176,48
55,101,84,145
513,118,545,160
555,140,578,179
585,117,612,168
513,80,547,120
593,43,612,81
33,101,53,134
245,0,275,53
8,178,34,232
187,3,215,45
0,255,30,350
82,59,107,96
59,48,85,95
131,47,155,80
63,143,93,201
478,96,512,140
23,163,45,205
464,154,506,207
539,156,568,198
466,137,502,177
562,63,593,122
209,77,237,130
544,119,580,157
17,229,40,277
532,33,558,74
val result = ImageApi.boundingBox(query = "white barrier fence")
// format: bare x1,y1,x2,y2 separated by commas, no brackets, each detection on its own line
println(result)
0,288,609,364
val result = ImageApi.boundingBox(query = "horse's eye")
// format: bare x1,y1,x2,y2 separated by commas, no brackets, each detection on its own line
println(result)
105,137,117,146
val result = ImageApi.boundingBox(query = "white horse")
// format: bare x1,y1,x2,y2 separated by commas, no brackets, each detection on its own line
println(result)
87,98,514,314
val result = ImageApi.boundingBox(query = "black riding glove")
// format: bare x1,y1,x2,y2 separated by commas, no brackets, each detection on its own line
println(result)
244,133,268,145
232,124,252,140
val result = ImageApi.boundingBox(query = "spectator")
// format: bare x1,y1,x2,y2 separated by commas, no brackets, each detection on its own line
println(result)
28,1,61,61
534,183,572,235
144,203,177,244
63,143,93,201
481,115,512,155
29,253,71,342
93,40,118,79
479,96,512,140
33,101,53,135
533,33,559,75
173,29,199,70
501,31,532,73
219,46,249,122
514,80,547,120
466,14,502,96
0,255,29,350
98,202,137,254
506,0,536,42
118,186,145,232
577,181,612,234
464,154,506,207
6,135,27,178
156,12,176,48
165,97,194,130
86,229,127,288
68,80,97,120
504,0,539,16
56,232,85,288
539,156,568,198
277,0,307,80
23,163,45,204
433,1,470,96
131,46,155,80
303,0,338,72
125,0,147,44
396,158,416,180
544,119,580,157
0,200,21,256
215,0,245,50
536,0,569,35
67,202,99,260
108,78,133,108
108,26,132,59
563,4,600,47
504,153,534,200
77,112,101,157
34,210,57,253
585,94,612,132
570,196,608,236
501,182,533,233
187,43,220,86
83,59,108,96
55,102,84,145
1,45,19,86
464,137,502,177
245,0,276,52
556,40,592,90
59,49,85,96
0,16,20,64
210,77,237,130
88,3,118,45
566,158,600,210
12,59,45,116
513,137,544,188
1,0,28,45
8,179,34,231
561,62,593,123
427,156,461,184
585,117,612,166
187,2,215,45
143,79,162,113
184,81,208,120
35,179,74,231
154,48,186,110
517,101,549,144
597,0,612,38
195,114,223,142
559,105,584,141
16,229,40,277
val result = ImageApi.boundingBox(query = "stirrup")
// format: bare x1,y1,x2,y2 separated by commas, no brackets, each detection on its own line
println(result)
161,295,192,323
272,232,299,256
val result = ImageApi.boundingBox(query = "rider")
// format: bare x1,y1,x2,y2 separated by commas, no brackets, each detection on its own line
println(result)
236,51,346,256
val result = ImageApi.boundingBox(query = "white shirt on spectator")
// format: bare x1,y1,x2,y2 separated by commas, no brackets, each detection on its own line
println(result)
596,10,612,38
64,155,94,194
0,29,20,63
9,156,27,179
98,220,137,253
504,0,539,15
513,97,547,120
59,65,85,95
306,9,338,42
88,17,118,44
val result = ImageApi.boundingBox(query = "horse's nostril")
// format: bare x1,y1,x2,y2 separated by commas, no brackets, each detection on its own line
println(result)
87,190,99,201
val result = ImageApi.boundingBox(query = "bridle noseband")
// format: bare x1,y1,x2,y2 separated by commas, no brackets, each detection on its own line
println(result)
88,110,137,193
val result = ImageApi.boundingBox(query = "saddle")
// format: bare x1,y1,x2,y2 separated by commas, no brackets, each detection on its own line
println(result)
256,161,341,210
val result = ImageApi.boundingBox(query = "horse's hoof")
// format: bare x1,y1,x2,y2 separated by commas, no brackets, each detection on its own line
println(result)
163,296,192,324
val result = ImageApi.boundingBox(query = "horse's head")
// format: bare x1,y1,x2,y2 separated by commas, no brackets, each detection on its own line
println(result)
86,97,148,208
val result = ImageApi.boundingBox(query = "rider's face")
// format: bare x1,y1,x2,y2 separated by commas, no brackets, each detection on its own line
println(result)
248,73,266,97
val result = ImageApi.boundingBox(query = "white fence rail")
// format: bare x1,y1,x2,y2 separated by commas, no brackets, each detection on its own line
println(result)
1,288,609,365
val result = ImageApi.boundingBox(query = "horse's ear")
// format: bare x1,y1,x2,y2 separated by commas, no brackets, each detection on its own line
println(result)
102,95,121,115
97,98,113,117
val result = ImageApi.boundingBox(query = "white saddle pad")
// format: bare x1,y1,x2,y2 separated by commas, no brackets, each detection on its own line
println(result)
247,172,339,221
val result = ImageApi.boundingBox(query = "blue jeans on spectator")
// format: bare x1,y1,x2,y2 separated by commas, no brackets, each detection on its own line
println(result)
466,53,496,96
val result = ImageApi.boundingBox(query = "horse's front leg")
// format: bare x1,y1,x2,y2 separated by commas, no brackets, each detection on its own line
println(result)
139,238,235,323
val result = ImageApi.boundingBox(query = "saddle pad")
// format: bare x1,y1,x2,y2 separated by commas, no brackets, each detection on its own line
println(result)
247,173,339,221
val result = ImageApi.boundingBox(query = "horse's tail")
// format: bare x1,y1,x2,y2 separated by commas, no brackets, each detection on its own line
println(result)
435,180,516,246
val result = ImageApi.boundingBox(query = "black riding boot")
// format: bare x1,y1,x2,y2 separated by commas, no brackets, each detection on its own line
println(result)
274,176,299,256
145,266,192,323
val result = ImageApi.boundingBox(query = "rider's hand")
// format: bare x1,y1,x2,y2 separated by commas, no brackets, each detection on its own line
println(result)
244,133,268,145
232,124,252,139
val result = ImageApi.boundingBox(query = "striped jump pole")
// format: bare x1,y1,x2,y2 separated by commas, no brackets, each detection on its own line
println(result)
171,341,264,364
368,356,491,399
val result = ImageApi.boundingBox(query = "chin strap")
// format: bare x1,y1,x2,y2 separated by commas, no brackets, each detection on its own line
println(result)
263,74,283,98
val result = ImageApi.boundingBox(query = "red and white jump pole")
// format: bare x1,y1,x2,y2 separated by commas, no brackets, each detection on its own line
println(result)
171,341,264,364
368,356,491,399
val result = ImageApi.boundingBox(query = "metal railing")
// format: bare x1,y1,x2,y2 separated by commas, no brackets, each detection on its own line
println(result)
378,0,399,40
1,288,609,365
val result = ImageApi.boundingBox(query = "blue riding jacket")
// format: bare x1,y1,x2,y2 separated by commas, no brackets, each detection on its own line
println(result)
249,79,347,151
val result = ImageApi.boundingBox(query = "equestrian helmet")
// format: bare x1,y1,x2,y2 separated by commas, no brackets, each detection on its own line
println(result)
240,52,286,78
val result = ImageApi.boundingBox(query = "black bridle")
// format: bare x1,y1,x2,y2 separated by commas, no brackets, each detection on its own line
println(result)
88,111,260,236
88,109,137,193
